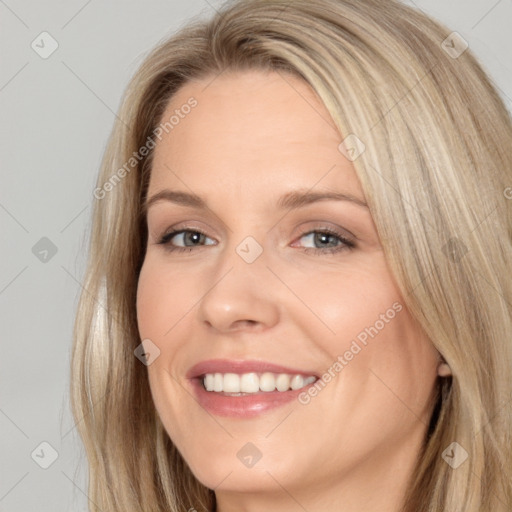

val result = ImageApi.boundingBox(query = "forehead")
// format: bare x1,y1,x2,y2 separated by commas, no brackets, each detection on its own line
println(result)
149,70,363,202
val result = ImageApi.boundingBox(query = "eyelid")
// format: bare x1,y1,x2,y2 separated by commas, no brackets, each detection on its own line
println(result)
157,226,215,245
155,222,357,256
152,220,217,243
292,226,356,254
296,221,356,241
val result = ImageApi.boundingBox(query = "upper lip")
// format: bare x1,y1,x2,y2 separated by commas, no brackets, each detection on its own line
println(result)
186,359,320,379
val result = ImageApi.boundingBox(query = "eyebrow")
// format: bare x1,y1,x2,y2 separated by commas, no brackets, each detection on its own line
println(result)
142,188,368,215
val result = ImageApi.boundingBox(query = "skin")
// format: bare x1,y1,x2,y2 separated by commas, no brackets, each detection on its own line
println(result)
136,69,444,512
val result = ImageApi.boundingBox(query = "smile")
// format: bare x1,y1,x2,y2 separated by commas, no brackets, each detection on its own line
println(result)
187,359,320,417
203,372,317,394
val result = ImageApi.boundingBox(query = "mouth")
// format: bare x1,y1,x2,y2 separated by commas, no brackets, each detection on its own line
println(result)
199,371,318,395
186,359,320,417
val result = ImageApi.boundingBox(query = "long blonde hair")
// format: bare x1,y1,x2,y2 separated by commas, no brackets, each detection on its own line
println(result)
70,0,512,510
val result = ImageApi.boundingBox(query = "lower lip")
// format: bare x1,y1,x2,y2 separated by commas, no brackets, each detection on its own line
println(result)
189,378,317,418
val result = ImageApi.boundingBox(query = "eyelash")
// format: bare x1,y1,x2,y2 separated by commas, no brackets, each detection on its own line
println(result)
156,227,355,255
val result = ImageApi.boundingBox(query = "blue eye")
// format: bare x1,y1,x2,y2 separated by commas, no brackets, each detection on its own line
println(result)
157,229,215,252
156,227,355,255
296,228,355,254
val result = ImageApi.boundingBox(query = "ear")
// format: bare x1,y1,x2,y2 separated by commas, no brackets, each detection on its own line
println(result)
437,360,452,377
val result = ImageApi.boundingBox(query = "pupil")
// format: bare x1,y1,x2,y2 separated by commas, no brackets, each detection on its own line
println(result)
187,232,201,245
316,233,334,247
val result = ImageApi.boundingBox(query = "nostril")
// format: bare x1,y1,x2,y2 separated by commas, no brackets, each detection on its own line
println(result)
234,319,258,328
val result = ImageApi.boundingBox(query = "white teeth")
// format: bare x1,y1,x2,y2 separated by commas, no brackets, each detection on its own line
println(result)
213,373,223,392
260,372,276,392
205,374,214,391
202,372,317,394
240,373,259,393
276,374,290,391
223,373,240,393
290,375,304,390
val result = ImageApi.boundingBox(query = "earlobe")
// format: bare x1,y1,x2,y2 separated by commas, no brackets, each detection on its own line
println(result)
437,360,452,377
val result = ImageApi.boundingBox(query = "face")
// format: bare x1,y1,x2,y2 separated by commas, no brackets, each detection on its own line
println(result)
136,69,440,506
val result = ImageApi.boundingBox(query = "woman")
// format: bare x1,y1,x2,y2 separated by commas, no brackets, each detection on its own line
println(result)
71,0,512,510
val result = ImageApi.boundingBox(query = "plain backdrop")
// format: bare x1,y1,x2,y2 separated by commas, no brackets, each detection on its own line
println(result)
1,0,511,510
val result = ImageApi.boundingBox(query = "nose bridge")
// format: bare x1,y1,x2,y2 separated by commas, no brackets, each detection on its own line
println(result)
197,232,280,331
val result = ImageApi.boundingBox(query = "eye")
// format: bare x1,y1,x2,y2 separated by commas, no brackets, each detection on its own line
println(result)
157,229,216,252
293,228,355,255
156,226,356,255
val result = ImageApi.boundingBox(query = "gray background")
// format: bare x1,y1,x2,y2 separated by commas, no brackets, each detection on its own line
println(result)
1,0,511,510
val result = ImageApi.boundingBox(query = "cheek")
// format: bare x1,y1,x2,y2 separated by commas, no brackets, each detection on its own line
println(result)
136,261,192,436
136,257,198,340
292,260,438,416
291,260,405,344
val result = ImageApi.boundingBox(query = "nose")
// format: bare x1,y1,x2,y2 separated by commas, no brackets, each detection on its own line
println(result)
197,245,280,333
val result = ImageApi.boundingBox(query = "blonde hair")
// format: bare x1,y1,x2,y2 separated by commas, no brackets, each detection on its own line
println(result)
70,0,512,510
